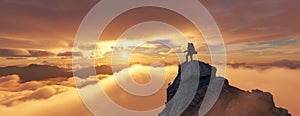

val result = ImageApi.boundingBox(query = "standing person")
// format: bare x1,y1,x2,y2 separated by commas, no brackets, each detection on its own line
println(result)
184,43,197,62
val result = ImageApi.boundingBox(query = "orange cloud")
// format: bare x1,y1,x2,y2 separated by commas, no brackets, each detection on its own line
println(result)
226,67,300,116
0,65,179,115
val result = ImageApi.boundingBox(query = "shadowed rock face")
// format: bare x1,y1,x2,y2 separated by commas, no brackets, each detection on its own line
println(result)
162,60,291,116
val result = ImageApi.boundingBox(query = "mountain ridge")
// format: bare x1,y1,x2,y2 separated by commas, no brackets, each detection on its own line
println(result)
0,64,113,82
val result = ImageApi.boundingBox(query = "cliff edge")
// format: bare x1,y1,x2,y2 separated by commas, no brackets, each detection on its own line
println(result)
160,60,291,116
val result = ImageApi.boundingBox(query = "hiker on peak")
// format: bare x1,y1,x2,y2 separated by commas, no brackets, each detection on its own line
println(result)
184,43,197,62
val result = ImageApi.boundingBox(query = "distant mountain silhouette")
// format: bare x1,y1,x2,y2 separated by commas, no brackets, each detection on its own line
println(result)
0,64,113,82
0,64,72,82
74,65,113,78
160,60,291,116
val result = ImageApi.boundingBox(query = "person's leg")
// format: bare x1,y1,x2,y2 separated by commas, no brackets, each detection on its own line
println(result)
190,54,193,61
186,54,188,62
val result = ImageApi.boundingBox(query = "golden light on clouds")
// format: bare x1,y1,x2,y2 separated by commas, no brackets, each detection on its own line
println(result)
0,0,300,116
226,67,300,115
99,65,178,111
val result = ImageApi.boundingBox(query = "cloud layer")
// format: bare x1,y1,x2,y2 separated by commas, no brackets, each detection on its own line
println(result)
226,66,300,116
0,64,178,116
0,64,299,115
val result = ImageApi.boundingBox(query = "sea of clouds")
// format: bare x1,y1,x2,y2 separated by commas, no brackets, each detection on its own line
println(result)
0,64,299,115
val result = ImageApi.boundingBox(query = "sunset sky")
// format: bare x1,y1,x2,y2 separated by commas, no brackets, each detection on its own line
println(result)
0,0,299,67
0,0,300,116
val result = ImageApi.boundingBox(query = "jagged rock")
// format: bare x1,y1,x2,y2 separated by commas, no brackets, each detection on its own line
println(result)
160,60,291,116
166,61,216,102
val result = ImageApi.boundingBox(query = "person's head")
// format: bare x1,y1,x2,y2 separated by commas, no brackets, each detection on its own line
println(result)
188,43,194,47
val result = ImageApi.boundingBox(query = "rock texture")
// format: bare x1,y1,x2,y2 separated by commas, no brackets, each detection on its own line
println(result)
161,60,291,116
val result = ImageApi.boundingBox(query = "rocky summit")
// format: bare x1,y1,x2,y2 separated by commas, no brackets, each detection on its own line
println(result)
160,60,291,116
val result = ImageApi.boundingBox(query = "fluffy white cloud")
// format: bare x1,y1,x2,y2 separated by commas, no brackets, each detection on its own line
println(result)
226,67,300,116
0,65,178,116
0,65,299,115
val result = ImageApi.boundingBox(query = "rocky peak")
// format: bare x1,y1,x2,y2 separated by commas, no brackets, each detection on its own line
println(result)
160,60,291,116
